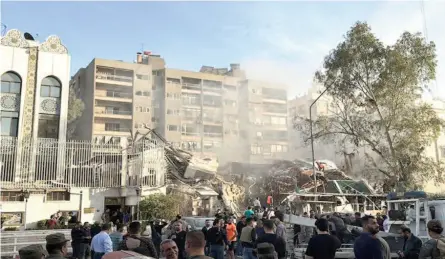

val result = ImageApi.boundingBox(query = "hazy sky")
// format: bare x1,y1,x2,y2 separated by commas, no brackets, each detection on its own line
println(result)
2,1,445,98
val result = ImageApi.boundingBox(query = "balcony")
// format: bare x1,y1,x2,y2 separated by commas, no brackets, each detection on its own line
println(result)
203,132,223,138
95,107,132,119
181,131,200,137
96,72,133,86
95,90,132,103
182,98,200,107
94,127,132,136
182,83,201,92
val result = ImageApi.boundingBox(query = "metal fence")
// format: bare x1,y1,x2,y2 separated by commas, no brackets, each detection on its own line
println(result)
0,229,72,256
0,136,166,189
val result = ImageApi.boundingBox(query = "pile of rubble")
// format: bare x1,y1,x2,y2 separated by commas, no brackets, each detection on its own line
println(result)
224,160,357,206
146,129,361,214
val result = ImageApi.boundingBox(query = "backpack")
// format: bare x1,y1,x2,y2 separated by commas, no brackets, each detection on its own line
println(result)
436,237,445,259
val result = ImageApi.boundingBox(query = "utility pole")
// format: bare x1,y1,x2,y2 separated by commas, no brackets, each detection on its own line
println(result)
309,83,334,193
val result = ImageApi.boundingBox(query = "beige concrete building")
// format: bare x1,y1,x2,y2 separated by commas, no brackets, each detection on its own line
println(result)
72,53,290,164
238,79,289,164
70,58,154,143
151,61,245,162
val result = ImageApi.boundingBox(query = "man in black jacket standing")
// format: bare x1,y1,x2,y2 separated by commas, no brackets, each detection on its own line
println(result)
235,216,246,256
399,227,422,259
71,222,87,259
168,221,187,259
201,219,212,255
206,218,228,259
256,220,286,259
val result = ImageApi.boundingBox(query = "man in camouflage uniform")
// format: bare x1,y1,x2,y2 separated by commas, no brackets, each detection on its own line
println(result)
419,220,445,259
19,245,47,259
45,233,70,259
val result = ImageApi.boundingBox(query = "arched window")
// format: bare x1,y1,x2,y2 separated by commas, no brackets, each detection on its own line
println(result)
1,71,22,94
38,76,61,139
40,76,61,98
1,71,21,137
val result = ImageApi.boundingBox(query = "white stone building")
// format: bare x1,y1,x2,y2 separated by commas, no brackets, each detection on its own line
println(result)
1,29,70,141
0,29,167,229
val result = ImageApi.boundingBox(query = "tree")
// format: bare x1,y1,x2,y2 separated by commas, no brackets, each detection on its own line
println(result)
139,193,181,220
67,88,85,138
295,22,444,191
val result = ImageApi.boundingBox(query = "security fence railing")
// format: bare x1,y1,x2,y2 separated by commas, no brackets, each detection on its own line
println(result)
0,136,166,189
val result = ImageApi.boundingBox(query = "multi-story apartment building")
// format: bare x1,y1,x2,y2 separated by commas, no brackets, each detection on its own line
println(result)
1,29,70,142
141,54,291,164
73,52,291,165
238,79,289,164
70,57,154,143
151,63,244,163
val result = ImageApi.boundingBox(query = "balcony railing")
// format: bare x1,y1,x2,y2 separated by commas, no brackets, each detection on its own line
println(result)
182,83,201,91
181,132,200,136
104,127,132,133
96,73,133,83
204,132,223,137
0,137,166,189
96,91,132,99
95,109,132,115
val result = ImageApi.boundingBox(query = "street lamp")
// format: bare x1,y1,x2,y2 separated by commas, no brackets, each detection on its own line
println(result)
309,84,334,194
23,190,30,230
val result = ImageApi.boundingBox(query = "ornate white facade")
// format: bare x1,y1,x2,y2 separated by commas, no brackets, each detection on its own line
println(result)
0,29,70,141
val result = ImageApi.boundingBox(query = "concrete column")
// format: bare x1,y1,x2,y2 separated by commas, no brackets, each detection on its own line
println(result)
15,47,39,183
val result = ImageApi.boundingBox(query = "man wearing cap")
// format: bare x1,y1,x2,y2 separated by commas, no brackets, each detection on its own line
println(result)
19,244,47,259
45,233,70,259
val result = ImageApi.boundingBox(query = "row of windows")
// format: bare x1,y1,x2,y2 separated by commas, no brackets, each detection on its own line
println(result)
250,115,287,126
167,109,180,115
135,107,150,113
1,112,59,138
251,144,288,154
1,72,62,98
167,93,181,99
179,140,222,150
1,72,61,138
135,91,150,97
1,191,69,202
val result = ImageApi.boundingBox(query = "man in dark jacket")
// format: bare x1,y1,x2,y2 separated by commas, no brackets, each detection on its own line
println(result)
235,216,246,256
353,212,362,227
256,220,286,259
293,223,301,246
207,218,228,259
399,227,422,259
201,219,212,255
168,221,187,259
71,222,87,259
330,213,347,242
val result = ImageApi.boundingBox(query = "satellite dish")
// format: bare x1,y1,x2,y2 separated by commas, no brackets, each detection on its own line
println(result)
24,32,35,41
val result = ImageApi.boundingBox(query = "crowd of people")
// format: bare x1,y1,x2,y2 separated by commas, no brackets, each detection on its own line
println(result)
16,201,445,259
17,208,290,259
301,214,445,259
